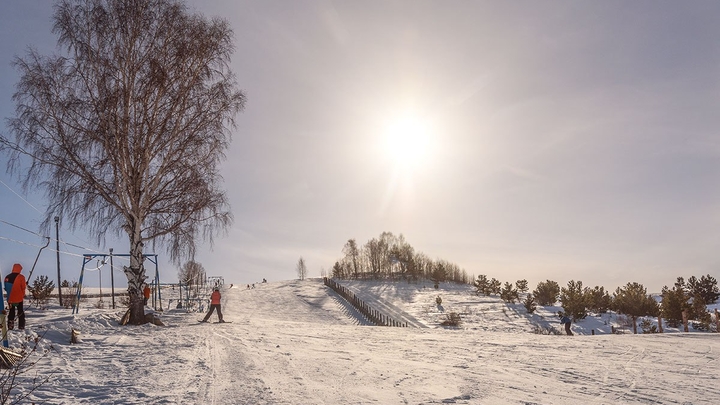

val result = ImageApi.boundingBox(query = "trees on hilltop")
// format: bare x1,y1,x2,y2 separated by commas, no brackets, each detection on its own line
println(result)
332,232,469,284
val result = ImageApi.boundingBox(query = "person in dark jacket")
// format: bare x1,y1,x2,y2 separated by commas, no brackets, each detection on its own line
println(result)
560,315,573,336
4,263,27,330
200,287,224,323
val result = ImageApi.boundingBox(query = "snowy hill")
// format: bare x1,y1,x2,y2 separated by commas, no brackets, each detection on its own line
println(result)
3,279,719,404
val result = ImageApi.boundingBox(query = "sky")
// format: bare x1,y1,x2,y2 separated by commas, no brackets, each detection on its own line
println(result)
5,279,720,403
1,1,720,292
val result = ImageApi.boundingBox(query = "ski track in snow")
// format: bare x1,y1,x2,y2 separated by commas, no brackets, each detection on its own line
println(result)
4,279,720,404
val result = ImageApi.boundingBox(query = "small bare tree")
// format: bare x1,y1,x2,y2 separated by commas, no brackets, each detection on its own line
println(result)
296,257,307,281
1,0,245,325
178,261,206,293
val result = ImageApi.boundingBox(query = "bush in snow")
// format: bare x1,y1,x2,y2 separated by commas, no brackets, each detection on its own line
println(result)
640,318,658,334
531,324,561,335
691,310,712,331
440,312,461,327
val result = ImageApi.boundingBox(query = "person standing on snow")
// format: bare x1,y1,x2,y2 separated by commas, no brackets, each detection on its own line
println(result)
143,284,151,306
4,263,27,330
200,287,224,323
560,315,573,336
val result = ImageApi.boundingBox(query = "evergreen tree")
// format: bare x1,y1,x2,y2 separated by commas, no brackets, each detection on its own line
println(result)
28,275,56,308
687,275,720,305
474,275,492,296
430,262,447,287
515,279,529,294
332,261,344,279
660,279,686,328
489,278,502,295
523,293,537,314
586,286,612,313
533,280,560,306
500,282,519,303
613,282,659,334
560,280,588,320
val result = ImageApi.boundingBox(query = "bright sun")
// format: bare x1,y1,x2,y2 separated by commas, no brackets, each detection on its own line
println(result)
382,116,432,170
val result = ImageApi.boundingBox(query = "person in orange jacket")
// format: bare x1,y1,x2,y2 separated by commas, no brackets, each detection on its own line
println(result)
143,284,151,306
4,263,27,330
200,287,224,323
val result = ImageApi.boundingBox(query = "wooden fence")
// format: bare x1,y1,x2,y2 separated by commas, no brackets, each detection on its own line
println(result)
323,277,407,327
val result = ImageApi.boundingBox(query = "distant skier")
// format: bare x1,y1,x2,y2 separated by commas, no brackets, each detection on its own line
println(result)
4,263,27,330
560,315,573,336
200,287,224,323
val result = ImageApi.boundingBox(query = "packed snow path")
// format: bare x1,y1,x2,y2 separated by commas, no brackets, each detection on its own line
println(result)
12,279,720,404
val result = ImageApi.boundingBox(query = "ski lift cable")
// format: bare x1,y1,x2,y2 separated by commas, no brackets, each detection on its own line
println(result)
0,234,121,262
0,179,43,215
0,218,131,263
0,221,157,271
0,218,42,237
0,180,109,256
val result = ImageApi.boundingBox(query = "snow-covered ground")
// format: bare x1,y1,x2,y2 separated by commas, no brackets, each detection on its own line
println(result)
3,279,719,404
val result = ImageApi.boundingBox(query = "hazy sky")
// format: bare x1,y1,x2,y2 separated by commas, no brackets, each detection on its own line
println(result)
1,1,719,293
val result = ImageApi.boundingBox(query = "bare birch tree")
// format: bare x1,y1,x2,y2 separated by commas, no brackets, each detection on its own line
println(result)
178,261,206,294
342,239,360,279
1,0,245,324
296,257,307,281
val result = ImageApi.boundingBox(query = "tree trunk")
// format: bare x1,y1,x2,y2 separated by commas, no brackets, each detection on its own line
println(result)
632,316,638,334
124,229,146,325
658,315,663,333
682,309,689,332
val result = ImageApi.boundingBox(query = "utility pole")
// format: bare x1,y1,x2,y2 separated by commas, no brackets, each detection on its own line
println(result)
109,248,115,309
98,259,102,305
55,216,62,307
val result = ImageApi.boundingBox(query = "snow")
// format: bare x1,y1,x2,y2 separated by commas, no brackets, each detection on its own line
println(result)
4,279,719,404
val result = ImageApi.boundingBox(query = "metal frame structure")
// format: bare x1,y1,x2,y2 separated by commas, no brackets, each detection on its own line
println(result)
72,253,160,314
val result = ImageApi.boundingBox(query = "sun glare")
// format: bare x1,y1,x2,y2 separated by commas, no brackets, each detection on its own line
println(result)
382,116,432,169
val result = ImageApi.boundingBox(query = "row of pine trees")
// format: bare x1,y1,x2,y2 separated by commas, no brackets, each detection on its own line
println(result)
477,275,719,333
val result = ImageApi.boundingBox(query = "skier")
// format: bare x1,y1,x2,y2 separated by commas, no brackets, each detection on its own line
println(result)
560,315,573,336
200,287,224,323
4,263,27,330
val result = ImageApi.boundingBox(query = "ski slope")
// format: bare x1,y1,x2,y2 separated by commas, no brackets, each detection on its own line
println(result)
4,279,720,404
